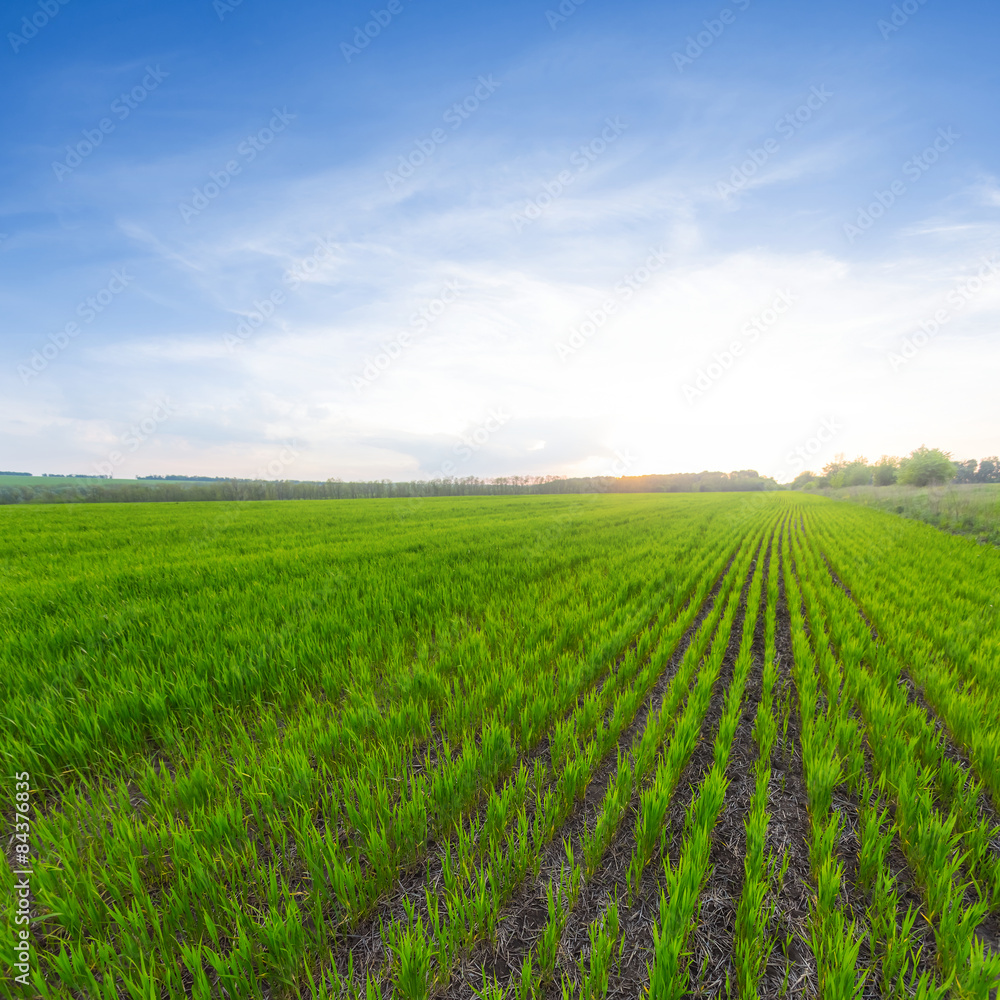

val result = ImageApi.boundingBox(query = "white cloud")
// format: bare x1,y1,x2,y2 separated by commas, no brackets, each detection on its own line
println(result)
3,52,998,480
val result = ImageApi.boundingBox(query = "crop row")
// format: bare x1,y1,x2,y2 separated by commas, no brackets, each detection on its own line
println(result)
4,492,1000,997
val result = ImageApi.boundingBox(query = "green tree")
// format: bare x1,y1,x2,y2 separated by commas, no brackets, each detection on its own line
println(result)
976,457,999,484
842,457,872,487
897,446,956,487
822,454,870,488
820,453,849,488
873,455,899,486
953,459,978,484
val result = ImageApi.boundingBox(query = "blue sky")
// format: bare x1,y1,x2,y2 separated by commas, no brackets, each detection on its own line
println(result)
1,0,998,481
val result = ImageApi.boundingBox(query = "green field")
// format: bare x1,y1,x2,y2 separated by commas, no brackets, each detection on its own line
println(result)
3,493,1000,997
0,477,239,508
0,476,208,487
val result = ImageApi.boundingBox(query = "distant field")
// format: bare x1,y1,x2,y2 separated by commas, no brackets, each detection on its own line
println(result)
3,493,999,996
0,475,126,487
831,482,1000,545
0,475,215,487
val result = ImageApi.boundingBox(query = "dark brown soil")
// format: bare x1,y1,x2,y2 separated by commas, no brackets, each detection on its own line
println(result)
847,745,940,989
337,545,748,994
816,539,1000,947
507,536,766,1000
757,537,817,999
685,644,765,996
805,534,953,981
582,542,760,1000
437,543,755,999
686,529,775,995
786,535,882,995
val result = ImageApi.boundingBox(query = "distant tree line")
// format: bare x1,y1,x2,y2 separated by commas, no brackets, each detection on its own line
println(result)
790,447,1000,490
0,469,778,506
135,474,234,482
535,470,777,493
952,458,1000,484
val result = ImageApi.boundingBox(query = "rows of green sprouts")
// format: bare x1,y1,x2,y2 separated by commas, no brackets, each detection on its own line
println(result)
1,491,999,997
